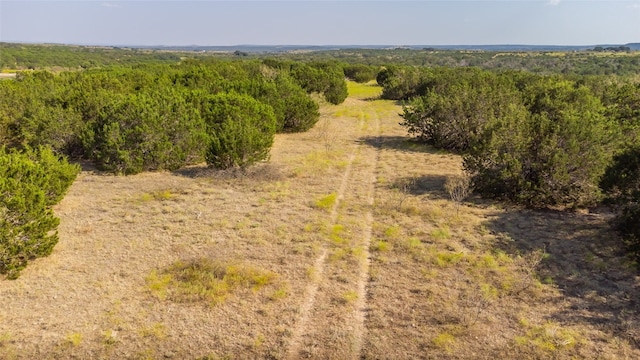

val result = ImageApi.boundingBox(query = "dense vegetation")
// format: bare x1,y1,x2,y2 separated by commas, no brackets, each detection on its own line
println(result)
2,41,639,270
0,54,348,277
0,146,79,279
388,64,639,260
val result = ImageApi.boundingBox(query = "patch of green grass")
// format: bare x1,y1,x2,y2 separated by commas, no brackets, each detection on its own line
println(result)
383,225,401,240
430,225,450,241
103,329,117,346
315,193,337,211
346,81,382,99
342,290,359,304
434,251,465,267
432,331,456,352
515,320,579,354
138,189,172,202
371,240,391,252
269,285,288,301
65,332,82,347
146,258,278,306
139,323,166,339
146,270,172,301
329,224,346,244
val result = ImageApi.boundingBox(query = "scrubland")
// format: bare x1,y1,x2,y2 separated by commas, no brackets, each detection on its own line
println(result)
0,82,638,359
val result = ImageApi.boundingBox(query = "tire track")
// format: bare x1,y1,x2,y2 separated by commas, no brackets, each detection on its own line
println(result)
351,110,381,359
285,151,357,360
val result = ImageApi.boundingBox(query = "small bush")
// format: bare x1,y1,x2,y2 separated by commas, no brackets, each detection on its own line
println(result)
273,74,320,132
202,92,277,169
0,146,80,279
444,175,472,212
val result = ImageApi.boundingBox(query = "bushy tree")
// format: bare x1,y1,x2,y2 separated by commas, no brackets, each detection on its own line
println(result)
202,92,277,169
273,74,320,132
81,90,207,174
400,69,521,152
324,74,349,105
343,64,377,83
288,62,348,104
378,65,425,100
0,146,80,279
465,78,617,207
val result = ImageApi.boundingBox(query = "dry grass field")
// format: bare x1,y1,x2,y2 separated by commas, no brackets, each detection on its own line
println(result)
1,81,639,359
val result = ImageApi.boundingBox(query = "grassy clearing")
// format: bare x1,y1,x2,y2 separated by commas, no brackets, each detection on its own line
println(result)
0,80,637,359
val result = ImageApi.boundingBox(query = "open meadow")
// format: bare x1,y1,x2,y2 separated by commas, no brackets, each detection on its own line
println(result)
0,82,638,359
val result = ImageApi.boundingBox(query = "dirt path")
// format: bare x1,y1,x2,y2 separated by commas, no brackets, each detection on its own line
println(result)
285,152,356,359
285,98,383,359
351,111,381,358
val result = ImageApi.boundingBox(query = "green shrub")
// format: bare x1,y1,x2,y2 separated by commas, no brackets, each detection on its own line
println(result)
202,92,277,169
274,74,320,132
0,146,80,279
289,62,348,105
378,66,424,100
81,90,207,174
616,204,640,263
343,64,377,83
601,145,640,204
324,75,348,105
601,146,640,262
401,69,521,152
465,78,616,208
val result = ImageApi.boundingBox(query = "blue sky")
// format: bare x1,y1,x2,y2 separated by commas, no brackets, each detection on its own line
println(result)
1,1,639,46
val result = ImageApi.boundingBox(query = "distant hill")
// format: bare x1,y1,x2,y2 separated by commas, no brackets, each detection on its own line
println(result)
137,43,640,53
626,43,640,50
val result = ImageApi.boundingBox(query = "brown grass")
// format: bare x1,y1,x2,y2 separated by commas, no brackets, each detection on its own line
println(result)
0,81,638,359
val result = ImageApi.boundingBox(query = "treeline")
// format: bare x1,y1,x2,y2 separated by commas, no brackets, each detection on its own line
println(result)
0,58,348,278
6,43,640,78
282,49,640,77
381,67,640,262
0,42,183,70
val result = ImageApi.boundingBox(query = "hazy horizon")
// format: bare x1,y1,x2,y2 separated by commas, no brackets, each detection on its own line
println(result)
1,1,639,47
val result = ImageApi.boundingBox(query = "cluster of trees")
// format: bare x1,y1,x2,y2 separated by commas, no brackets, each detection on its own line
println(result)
0,42,182,70
591,46,631,53
282,48,640,77
1,59,347,174
391,67,640,260
0,58,348,277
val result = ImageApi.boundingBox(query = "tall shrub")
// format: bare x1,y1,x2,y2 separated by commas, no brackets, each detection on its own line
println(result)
81,90,207,174
465,78,617,207
601,145,640,262
202,92,277,169
0,146,80,279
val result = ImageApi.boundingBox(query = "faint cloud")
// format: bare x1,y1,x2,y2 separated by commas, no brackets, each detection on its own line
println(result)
628,3,640,9
548,0,560,6
101,2,121,8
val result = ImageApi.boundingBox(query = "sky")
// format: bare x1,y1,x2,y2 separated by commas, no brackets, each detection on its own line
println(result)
1,1,639,46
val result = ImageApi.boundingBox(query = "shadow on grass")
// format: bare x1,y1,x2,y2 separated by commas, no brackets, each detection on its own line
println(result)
173,163,287,182
484,208,640,348
359,135,440,154
390,175,451,200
